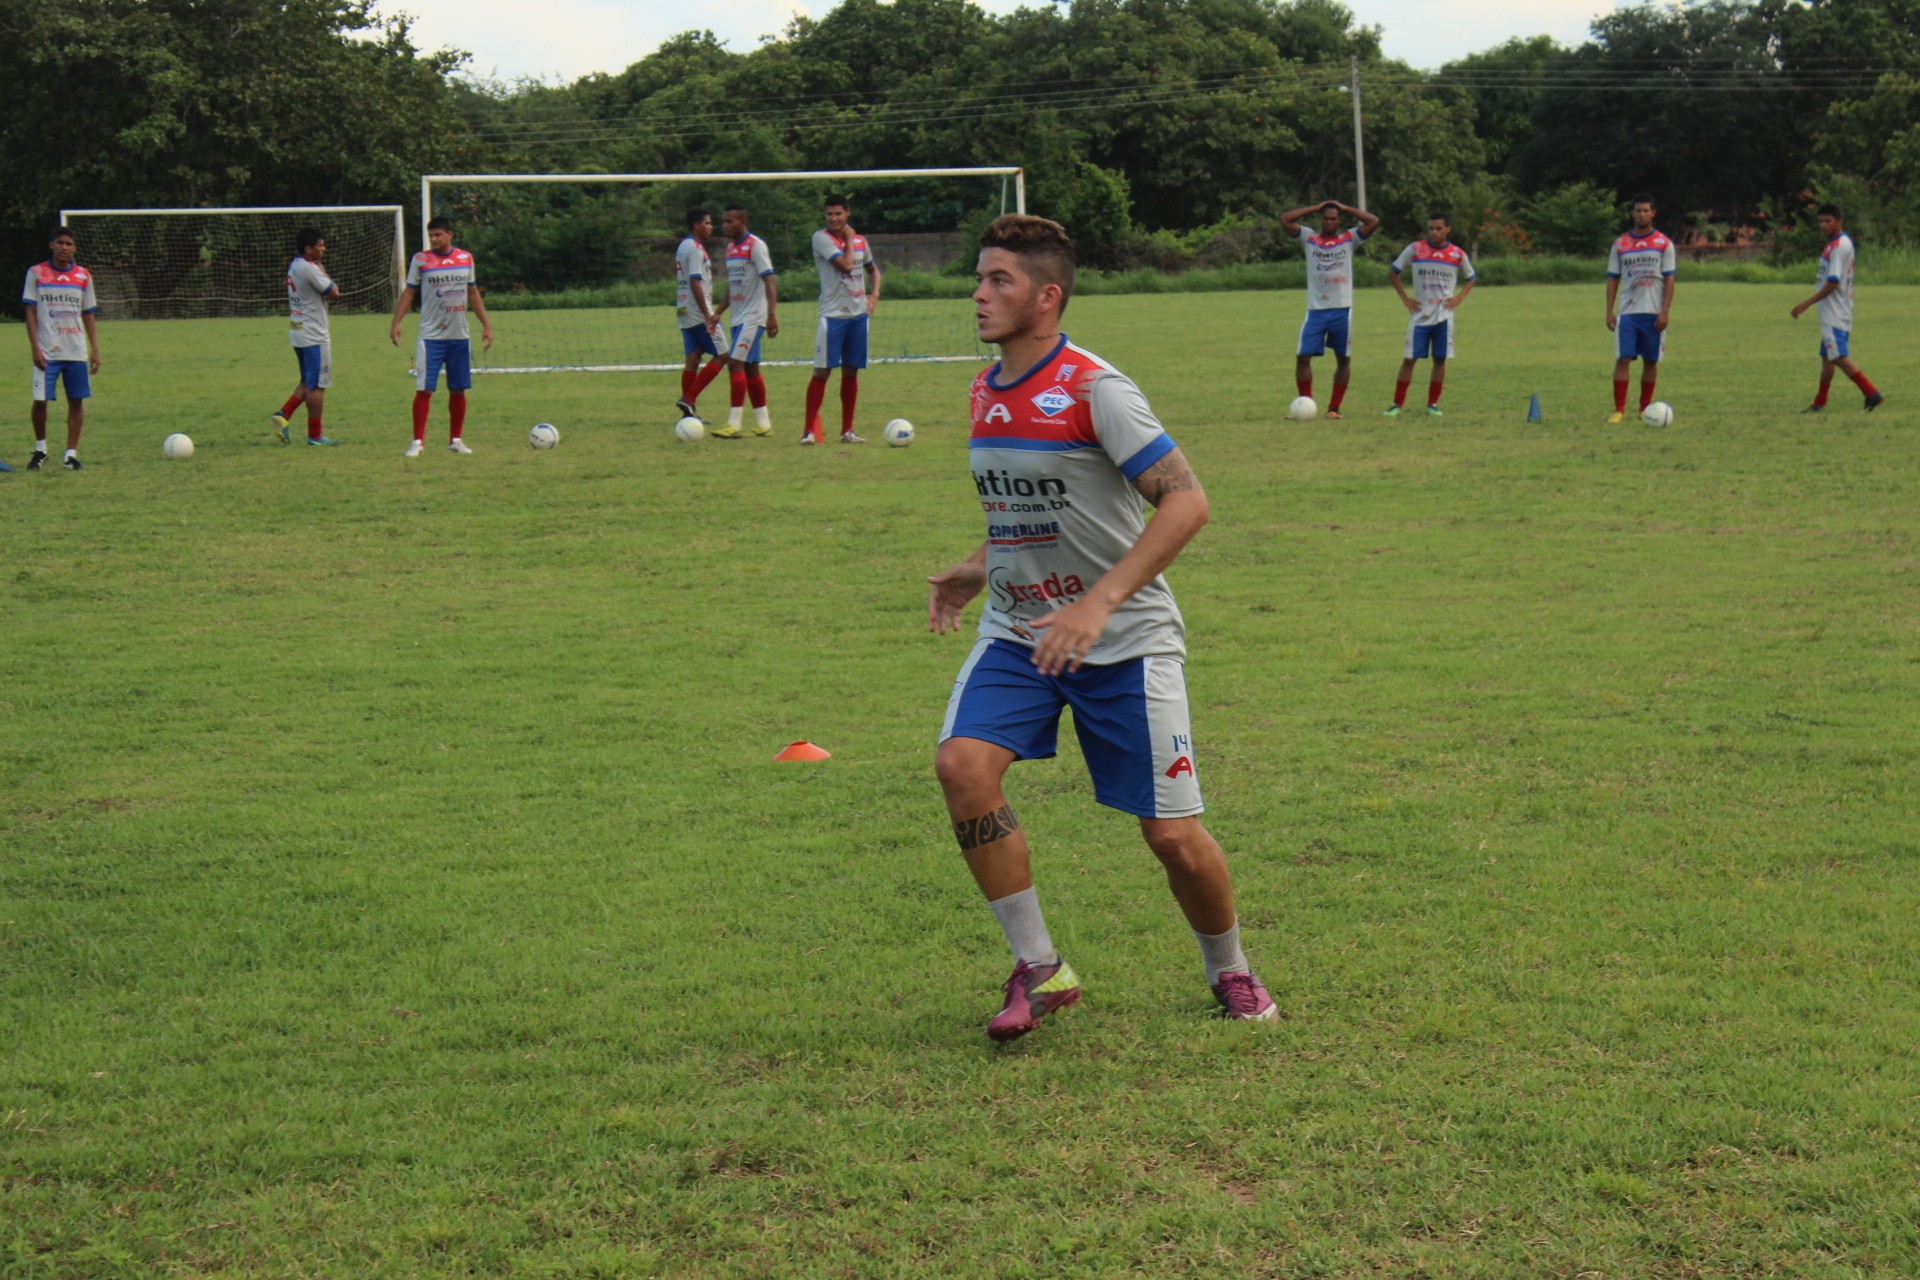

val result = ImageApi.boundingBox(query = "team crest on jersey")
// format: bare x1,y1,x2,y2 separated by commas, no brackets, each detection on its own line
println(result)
1030,388,1074,417
983,403,1012,425
1056,363,1076,382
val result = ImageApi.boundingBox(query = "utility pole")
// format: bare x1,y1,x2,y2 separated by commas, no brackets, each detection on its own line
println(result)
1351,55,1368,212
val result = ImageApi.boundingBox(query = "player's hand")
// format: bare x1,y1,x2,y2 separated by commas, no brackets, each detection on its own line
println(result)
1401,296,1418,314
767,315,780,339
1654,311,1669,332
867,296,880,316
31,350,46,370
1027,596,1114,677
927,561,986,634
1443,296,1460,310
389,324,402,346
1790,303,1805,320
1606,315,1617,331
89,352,100,374
481,329,494,352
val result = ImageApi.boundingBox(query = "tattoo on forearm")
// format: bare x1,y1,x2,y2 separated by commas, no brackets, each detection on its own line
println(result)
1133,451,1199,506
954,804,1021,850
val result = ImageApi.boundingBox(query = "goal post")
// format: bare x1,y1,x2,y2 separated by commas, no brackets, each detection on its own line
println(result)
57,205,406,321
419,168,1025,374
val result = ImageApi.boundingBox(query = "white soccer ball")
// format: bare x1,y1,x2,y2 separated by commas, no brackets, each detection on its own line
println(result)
162,433,194,459
674,416,705,443
1289,395,1318,422
528,422,560,450
883,418,914,447
1642,401,1674,428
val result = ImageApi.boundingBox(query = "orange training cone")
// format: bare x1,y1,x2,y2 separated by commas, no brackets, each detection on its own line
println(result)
774,740,832,762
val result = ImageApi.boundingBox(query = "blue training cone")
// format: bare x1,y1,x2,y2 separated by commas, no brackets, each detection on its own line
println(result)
1526,393,1543,424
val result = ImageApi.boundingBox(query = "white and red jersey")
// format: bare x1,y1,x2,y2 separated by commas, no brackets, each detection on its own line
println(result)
1391,239,1475,326
725,233,775,329
1296,225,1366,311
811,228,874,318
1608,229,1676,315
967,336,1187,664
406,247,475,342
286,256,335,347
1816,232,1855,331
21,261,97,362
675,235,712,329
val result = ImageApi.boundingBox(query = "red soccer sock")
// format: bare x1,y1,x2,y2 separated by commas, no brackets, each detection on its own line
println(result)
1814,373,1834,407
1393,378,1410,408
803,377,827,438
1329,381,1347,412
1639,379,1657,412
1296,375,1313,399
280,392,304,418
449,392,467,440
411,391,432,441
307,417,323,441
680,368,696,400
1849,369,1879,397
729,369,747,408
746,373,767,410
1428,379,1444,408
1613,378,1629,412
692,358,726,400
839,373,859,434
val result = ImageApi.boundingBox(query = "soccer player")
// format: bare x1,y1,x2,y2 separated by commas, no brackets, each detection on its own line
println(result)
1279,198,1379,420
926,214,1277,1042
710,203,779,440
21,226,100,471
1386,213,1475,416
802,193,882,445
273,228,339,446
1790,203,1884,414
390,216,495,457
1605,194,1676,423
673,208,728,420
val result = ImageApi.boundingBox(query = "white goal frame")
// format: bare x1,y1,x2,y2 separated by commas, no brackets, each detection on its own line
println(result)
419,168,1025,373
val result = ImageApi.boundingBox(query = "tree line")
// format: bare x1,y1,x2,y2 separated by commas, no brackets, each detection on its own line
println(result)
3,0,1916,288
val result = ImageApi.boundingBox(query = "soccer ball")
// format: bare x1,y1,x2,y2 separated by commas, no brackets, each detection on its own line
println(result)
1289,395,1318,422
1642,401,1674,428
528,423,560,449
161,433,194,459
883,418,914,447
674,416,705,443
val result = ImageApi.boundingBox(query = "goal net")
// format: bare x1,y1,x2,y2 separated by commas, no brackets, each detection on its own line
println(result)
419,168,1024,374
57,205,405,322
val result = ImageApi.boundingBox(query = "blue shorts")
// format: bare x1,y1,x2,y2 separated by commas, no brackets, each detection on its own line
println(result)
940,637,1204,819
31,361,89,402
1616,313,1664,363
415,338,472,392
1819,326,1850,361
1405,319,1454,360
293,343,331,390
1297,308,1351,358
681,324,722,358
728,322,765,364
813,315,869,370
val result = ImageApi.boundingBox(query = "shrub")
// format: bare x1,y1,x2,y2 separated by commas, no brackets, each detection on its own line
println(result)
1524,182,1620,256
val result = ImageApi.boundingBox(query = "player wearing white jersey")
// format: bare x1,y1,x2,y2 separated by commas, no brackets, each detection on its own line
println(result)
1279,199,1379,419
673,208,728,421
391,216,495,457
1604,194,1677,423
1386,212,1476,416
710,203,779,440
1791,204,1884,413
801,194,883,445
21,227,100,471
926,214,1276,1042
273,227,341,445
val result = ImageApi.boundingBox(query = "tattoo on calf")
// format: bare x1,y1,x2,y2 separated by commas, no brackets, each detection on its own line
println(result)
954,804,1021,850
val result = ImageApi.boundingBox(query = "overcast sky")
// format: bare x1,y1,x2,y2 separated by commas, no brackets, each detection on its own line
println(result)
385,0,1615,86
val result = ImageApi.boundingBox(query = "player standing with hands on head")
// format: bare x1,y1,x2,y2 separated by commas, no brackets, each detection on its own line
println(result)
673,208,728,421
1604,195,1676,424
273,228,339,446
926,214,1277,1043
391,216,494,456
802,194,882,445
1386,213,1475,417
1791,203,1884,414
711,203,778,440
1279,199,1379,419
22,227,100,471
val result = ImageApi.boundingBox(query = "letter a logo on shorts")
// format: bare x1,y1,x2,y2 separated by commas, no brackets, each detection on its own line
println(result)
1165,756,1194,779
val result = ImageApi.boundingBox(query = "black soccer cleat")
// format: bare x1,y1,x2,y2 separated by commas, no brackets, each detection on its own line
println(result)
62,456,82,470
26,451,47,471
1864,391,1886,412
675,397,697,418
1800,403,1823,414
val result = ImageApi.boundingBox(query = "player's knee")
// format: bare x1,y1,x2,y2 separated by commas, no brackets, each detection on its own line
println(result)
1141,818,1214,870
935,738,995,797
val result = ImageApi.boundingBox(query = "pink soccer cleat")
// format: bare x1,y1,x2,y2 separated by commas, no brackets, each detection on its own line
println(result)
987,958,1081,1042
1211,971,1278,1022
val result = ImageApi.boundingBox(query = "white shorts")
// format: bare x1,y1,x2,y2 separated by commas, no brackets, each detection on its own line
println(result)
727,322,766,363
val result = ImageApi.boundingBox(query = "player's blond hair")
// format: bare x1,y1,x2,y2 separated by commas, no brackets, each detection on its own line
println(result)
980,215,1077,316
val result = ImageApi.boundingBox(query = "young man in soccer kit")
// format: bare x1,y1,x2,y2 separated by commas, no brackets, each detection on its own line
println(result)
802,194,883,445
673,208,728,421
926,214,1277,1042
1387,213,1475,416
22,227,101,471
1279,199,1379,420
710,203,779,440
1790,204,1885,414
1605,195,1676,423
273,228,340,445
390,216,495,457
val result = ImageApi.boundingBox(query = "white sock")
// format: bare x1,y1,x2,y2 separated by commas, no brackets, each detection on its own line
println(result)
753,405,771,430
1194,922,1249,986
33,441,46,455
728,405,744,428
988,886,1059,967
64,448,76,459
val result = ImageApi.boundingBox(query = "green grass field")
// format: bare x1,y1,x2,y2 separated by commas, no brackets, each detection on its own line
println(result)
5,284,1919,1278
